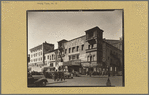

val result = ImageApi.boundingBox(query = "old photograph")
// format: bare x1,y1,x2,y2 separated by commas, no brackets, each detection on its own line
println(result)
27,10,124,87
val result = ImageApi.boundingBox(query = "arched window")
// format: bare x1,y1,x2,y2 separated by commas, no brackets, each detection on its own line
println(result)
93,55,95,61
87,56,90,61
90,56,92,61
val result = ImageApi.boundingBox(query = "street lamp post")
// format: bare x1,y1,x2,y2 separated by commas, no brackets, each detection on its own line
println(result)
89,53,92,77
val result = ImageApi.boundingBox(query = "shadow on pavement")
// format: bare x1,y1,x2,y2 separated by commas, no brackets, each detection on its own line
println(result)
47,81,67,84
91,76,108,78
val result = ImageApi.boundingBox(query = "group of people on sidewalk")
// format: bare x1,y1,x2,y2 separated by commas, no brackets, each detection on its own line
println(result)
53,70,65,81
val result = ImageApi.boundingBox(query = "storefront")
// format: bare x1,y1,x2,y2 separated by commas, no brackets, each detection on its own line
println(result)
61,60,81,72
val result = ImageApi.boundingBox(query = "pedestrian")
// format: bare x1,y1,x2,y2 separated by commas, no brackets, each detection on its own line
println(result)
54,70,58,81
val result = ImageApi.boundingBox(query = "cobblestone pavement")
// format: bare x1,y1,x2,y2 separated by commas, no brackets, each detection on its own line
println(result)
46,75,123,87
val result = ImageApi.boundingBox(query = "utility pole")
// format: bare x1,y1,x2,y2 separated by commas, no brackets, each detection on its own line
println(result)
89,53,92,77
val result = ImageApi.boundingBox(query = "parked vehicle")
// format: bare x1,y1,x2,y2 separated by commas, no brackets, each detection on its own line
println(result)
64,72,73,79
44,71,55,79
31,71,43,75
73,71,81,77
28,72,48,87
92,72,99,75
42,66,55,79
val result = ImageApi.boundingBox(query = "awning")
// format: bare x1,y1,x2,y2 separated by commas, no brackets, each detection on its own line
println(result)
63,60,81,66
81,62,99,67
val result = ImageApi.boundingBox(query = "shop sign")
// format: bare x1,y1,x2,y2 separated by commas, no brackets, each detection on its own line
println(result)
63,62,70,66
72,61,80,66
81,63,90,67
91,63,98,67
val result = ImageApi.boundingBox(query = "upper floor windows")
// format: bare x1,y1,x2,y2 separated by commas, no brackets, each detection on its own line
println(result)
91,44,94,49
88,45,90,49
69,54,80,60
69,48,71,53
87,55,95,61
77,55,79,59
76,46,79,51
82,44,84,51
52,54,54,60
65,49,67,54
69,56,71,60
72,47,75,53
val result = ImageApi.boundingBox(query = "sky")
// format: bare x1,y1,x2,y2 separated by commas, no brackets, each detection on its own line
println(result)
28,10,122,53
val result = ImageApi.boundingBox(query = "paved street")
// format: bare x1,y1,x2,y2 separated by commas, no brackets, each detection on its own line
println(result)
46,75,123,87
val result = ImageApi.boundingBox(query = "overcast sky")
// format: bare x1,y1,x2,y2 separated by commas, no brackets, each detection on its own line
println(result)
28,10,122,53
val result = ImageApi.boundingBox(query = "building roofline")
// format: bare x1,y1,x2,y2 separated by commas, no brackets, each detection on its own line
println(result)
103,40,122,51
85,26,103,33
29,42,54,52
30,44,42,52
67,35,86,42
45,49,58,54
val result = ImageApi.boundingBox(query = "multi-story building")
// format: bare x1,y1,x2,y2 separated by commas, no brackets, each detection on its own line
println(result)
44,49,58,68
29,41,54,66
43,26,123,75
28,26,123,75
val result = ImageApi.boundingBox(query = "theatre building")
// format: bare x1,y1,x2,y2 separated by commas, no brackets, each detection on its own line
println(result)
43,26,123,75
28,26,123,75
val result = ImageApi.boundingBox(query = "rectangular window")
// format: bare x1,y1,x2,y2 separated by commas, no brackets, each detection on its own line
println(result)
65,49,67,54
52,55,53,60
69,56,71,60
76,46,79,51
48,55,49,59
87,56,90,61
50,56,51,60
82,45,84,50
69,48,71,53
91,44,94,49
72,47,75,53
88,45,90,49
77,55,79,59
93,55,95,61
50,63,53,67
72,55,75,60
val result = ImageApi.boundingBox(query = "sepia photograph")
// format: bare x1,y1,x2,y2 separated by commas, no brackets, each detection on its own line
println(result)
27,10,124,87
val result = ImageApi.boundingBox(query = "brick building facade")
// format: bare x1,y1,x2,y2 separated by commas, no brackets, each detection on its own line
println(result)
28,26,123,75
